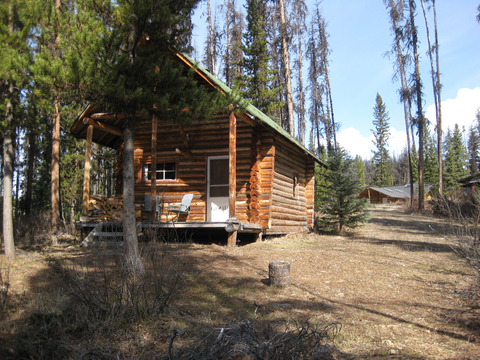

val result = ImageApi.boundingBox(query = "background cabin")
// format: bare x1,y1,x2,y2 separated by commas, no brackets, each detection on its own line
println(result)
71,53,323,243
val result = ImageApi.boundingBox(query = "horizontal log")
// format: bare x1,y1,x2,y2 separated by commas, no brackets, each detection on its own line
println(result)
271,194,305,209
270,219,307,227
270,205,306,216
265,225,308,234
270,211,306,222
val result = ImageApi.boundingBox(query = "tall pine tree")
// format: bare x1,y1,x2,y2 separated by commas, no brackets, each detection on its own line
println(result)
1,0,33,259
77,0,228,274
235,0,282,117
371,93,393,186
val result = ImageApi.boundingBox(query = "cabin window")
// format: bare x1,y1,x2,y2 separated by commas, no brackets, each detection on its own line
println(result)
142,162,176,181
293,173,299,198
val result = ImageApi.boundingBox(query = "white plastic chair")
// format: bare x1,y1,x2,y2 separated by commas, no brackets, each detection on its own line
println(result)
167,194,193,222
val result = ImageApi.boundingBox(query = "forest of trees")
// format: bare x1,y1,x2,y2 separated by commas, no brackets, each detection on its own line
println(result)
1,0,479,258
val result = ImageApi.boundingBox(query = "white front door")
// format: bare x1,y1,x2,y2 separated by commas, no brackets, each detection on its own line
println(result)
207,156,229,222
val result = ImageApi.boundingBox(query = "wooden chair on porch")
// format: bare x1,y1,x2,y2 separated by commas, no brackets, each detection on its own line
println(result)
142,195,161,221
167,194,193,222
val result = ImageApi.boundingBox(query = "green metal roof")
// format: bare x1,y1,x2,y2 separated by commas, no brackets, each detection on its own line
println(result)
178,53,323,165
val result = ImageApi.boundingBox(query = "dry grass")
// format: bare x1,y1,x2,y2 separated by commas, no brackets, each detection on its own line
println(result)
1,203,479,359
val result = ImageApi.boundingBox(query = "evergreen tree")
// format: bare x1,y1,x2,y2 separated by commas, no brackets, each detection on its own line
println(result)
0,0,33,259
235,0,282,116
424,122,439,185
371,93,394,186
354,155,366,188
443,124,469,190
467,124,479,174
77,0,228,274
316,148,369,233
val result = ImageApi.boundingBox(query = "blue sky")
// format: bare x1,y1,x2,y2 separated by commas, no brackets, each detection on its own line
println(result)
192,0,480,160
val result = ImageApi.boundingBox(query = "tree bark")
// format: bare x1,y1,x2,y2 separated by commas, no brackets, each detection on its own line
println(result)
123,110,143,274
151,113,157,218
278,0,295,137
3,89,15,260
297,22,305,144
25,129,36,215
388,0,415,205
51,99,61,233
82,125,93,215
409,0,425,210
433,0,443,195
207,0,215,76
420,0,442,194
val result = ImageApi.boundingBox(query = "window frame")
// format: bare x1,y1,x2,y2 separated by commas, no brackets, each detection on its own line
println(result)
141,161,177,182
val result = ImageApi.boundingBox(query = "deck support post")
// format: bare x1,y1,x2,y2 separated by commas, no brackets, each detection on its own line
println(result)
151,113,158,219
228,111,237,247
82,125,93,216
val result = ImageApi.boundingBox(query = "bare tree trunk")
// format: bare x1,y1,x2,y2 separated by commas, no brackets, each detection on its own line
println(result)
150,113,157,218
297,24,305,144
433,0,443,195
51,0,62,231
14,129,20,217
387,0,415,205
51,98,61,231
420,0,442,194
123,110,143,275
409,0,425,210
278,0,295,137
25,129,35,215
3,87,15,260
326,80,336,149
207,0,215,76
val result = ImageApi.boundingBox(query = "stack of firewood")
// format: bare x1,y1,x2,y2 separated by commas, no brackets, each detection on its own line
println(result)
86,194,124,221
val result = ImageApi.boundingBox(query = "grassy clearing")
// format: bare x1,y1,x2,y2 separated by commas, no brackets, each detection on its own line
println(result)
0,203,479,359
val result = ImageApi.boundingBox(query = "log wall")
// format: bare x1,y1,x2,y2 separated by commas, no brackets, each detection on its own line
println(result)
113,112,316,234
118,113,254,222
267,136,315,234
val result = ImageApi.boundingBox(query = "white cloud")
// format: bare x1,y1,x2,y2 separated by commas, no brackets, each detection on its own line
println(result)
388,128,407,159
338,126,407,161
337,127,373,159
425,87,480,132
336,88,480,161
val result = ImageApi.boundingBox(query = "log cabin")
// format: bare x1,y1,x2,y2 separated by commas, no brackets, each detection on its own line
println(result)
70,53,323,245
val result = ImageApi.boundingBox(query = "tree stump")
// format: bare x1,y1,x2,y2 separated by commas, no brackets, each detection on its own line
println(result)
269,261,290,287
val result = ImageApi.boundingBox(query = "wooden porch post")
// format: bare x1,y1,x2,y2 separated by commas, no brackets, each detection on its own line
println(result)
228,112,237,247
82,125,93,216
151,113,158,219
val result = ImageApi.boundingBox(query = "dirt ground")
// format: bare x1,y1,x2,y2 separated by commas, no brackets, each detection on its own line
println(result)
1,203,480,359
